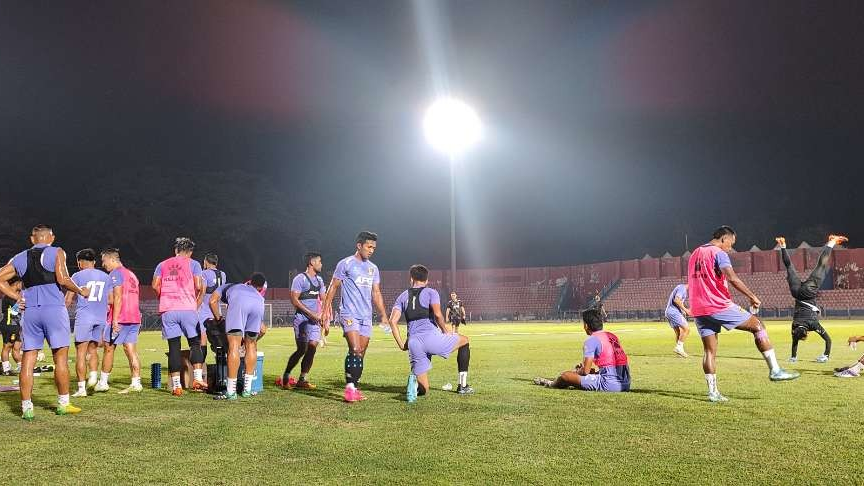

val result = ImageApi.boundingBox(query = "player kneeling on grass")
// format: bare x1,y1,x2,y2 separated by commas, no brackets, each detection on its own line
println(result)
833,336,864,378
533,309,631,392
388,264,473,402
209,273,267,400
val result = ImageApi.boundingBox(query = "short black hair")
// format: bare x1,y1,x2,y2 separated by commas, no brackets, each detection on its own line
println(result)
8,275,21,285
204,252,218,265
356,231,378,245
249,272,267,289
76,248,97,262
410,264,429,282
582,309,604,332
31,224,52,235
304,252,322,268
174,237,196,253
712,225,736,240
101,248,120,259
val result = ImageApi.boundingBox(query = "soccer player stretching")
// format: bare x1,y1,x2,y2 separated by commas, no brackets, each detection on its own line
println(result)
777,235,846,363
664,283,691,357
689,226,798,403
152,237,206,395
533,309,630,392
388,265,473,402
0,225,90,420
279,252,326,390
321,231,390,402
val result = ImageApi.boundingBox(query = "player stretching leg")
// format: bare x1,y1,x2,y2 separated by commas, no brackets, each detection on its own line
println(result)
279,252,326,390
777,235,846,363
0,225,90,420
689,226,799,403
209,274,267,399
66,249,112,396
100,248,144,393
321,231,390,403
152,237,206,396
664,283,691,357
1,277,23,375
388,265,473,402
833,336,864,378
533,309,630,392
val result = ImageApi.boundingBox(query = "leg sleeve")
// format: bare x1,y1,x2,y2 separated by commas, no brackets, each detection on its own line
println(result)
782,248,802,296
813,322,832,356
806,246,833,288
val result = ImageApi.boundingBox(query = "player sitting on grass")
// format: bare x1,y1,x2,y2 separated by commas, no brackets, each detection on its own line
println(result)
388,264,473,402
833,336,864,378
209,273,267,399
777,235,846,363
533,309,630,392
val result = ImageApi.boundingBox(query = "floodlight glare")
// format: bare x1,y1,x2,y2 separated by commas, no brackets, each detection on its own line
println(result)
423,97,482,157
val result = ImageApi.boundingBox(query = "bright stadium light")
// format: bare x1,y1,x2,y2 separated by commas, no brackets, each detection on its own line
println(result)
423,96,482,294
423,97,482,157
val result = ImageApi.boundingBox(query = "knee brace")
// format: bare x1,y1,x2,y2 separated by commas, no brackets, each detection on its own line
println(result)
167,337,183,373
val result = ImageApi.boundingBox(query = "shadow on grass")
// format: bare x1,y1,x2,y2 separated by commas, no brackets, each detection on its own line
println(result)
629,388,759,402
0,385,56,413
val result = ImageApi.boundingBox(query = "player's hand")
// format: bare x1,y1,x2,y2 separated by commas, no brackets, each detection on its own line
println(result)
322,321,330,336
749,296,761,309
401,341,408,351
80,287,91,298
259,324,268,337
112,322,121,333
17,297,26,312
311,312,323,323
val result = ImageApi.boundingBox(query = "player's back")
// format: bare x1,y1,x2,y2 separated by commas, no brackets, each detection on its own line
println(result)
72,268,111,321
665,284,687,311
687,244,732,316
224,283,264,308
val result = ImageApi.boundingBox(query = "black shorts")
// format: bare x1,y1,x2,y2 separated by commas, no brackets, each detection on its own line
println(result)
1,325,21,345
450,317,466,326
792,318,822,333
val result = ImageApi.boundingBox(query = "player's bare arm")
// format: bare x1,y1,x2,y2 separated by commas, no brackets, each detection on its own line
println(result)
721,266,760,308
56,249,88,297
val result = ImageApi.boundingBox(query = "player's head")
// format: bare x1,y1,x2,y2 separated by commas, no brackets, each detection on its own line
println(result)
203,252,218,268
100,248,121,270
30,224,55,245
8,275,22,291
792,325,808,341
581,309,604,335
712,226,736,252
409,264,429,285
76,248,97,269
249,272,268,294
450,291,457,299
304,252,323,273
174,237,196,256
355,231,378,260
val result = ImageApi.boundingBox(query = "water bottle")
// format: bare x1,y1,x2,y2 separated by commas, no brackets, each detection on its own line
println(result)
151,363,162,389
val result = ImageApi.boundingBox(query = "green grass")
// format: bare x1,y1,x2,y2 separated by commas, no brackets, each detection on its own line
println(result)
3,321,864,485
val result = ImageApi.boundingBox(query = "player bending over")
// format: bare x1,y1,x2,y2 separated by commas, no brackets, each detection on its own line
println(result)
689,226,799,403
777,235,846,363
533,309,630,392
388,265,473,402
209,273,268,399
664,283,691,357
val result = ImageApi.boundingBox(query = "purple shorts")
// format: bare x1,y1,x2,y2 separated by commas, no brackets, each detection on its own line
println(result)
161,310,200,340
294,317,321,343
105,324,140,345
75,319,106,344
407,331,460,375
695,305,753,337
21,306,71,351
226,302,264,334
579,374,630,392
340,316,372,338
665,310,688,328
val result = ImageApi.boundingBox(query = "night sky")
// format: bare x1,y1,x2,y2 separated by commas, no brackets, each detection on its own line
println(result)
1,1,862,284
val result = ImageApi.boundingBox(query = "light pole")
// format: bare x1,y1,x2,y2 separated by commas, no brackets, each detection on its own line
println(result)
423,97,481,293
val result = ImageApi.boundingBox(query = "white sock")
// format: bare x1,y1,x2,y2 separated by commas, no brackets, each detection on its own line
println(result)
88,370,98,382
227,378,237,395
705,374,718,394
827,240,837,248
171,375,181,390
193,368,203,382
21,399,33,412
131,376,142,387
458,371,468,387
99,371,110,385
346,382,356,390
77,381,86,392
244,374,254,392
300,372,308,382
762,349,780,373
2,361,9,372
58,394,70,406
675,341,684,349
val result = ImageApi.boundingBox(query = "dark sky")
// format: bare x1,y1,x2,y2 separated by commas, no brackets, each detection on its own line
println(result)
1,0,863,283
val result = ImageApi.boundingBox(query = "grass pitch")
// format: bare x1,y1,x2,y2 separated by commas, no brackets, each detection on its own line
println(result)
3,320,863,485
